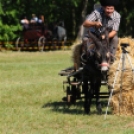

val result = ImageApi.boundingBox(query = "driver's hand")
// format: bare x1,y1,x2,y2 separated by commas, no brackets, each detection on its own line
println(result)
101,35,105,39
95,21,102,28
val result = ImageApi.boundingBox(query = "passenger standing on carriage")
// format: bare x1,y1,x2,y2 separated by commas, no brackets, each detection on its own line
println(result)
20,16,29,31
30,14,38,24
38,15,45,25
82,0,121,62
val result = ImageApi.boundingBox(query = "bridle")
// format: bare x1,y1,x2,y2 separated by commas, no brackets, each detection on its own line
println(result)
85,25,111,72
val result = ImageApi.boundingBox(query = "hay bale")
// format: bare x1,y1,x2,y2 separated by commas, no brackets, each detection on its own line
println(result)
111,91,134,115
108,37,134,115
71,43,83,69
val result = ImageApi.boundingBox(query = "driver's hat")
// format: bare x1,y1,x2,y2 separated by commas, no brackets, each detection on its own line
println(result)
100,0,119,7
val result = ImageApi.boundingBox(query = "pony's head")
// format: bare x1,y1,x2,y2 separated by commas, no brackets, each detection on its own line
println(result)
86,27,111,81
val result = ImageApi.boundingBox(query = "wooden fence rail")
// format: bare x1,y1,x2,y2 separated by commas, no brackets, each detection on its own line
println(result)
0,40,74,51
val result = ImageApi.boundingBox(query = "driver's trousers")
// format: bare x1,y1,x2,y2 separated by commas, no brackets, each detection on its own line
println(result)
82,35,119,56
109,35,119,56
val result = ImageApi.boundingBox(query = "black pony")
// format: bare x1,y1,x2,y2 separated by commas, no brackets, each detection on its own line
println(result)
81,26,111,114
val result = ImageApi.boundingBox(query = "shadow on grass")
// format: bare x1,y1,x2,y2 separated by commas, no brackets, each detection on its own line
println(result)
42,98,112,115
42,100,84,115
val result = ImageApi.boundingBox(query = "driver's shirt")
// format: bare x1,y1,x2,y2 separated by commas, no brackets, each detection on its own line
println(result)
84,7,121,36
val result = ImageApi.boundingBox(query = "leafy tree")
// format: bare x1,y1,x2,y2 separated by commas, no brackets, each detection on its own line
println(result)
0,1,22,48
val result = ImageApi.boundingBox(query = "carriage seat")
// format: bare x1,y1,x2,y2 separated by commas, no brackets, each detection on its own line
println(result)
24,30,43,40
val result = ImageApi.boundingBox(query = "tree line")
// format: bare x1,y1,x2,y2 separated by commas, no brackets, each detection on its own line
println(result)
0,0,134,47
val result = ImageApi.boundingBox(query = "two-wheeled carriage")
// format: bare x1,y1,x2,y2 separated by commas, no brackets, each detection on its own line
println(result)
58,66,109,105
15,24,46,51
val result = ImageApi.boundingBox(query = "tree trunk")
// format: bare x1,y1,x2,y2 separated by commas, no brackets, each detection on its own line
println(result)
72,8,76,37
75,0,88,43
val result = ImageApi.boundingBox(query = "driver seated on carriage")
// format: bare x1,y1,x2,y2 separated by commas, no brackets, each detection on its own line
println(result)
81,0,121,65
72,0,121,73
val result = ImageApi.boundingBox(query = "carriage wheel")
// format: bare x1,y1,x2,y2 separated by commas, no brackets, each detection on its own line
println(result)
66,86,71,104
15,37,24,51
38,36,45,52
66,85,77,104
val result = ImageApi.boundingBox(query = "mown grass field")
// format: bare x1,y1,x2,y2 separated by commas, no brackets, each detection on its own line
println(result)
0,50,134,134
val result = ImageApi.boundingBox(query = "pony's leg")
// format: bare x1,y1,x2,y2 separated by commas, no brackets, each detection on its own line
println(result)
94,78,102,114
83,78,90,114
83,79,95,114
88,81,95,113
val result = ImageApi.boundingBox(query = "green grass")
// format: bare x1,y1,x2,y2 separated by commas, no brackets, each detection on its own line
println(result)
0,50,134,134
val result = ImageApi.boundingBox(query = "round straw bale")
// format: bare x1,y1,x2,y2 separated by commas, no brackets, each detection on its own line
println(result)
108,37,134,115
